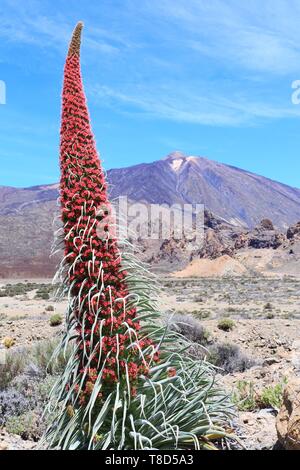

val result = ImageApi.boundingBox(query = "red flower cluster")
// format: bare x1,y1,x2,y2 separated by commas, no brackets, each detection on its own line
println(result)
60,23,158,404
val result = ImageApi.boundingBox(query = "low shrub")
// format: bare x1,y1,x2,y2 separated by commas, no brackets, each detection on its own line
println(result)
0,283,41,298
0,389,30,426
193,296,204,303
0,338,69,390
0,345,65,430
5,411,45,441
170,314,210,345
35,292,50,300
217,318,235,332
257,380,287,410
192,310,211,319
233,380,256,411
31,338,68,375
233,379,288,412
2,337,15,349
45,305,54,312
265,312,275,319
0,349,28,390
209,342,255,374
49,314,62,327
168,316,253,374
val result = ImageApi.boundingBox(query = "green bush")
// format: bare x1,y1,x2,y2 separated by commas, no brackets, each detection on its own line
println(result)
5,411,45,441
233,379,288,412
49,314,63,327
0,349,28,390
31,338,68,375
233,380,256,411
258,380,287,410
35,292,50,300
0,338,69,391
217,318,235,331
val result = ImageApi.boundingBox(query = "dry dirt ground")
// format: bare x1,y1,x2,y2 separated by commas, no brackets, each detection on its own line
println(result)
0,275,299,450
172,245,300,279
160,276,300,449
0,280,65,347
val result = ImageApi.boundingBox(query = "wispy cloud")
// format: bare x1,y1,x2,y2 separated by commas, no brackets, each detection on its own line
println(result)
92,81,300,127
0,0,299,187
0,0,122,54
140,0,300,75
86,0,300,126
1,0,300,128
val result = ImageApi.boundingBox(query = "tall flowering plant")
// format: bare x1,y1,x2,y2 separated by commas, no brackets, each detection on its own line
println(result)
59,21,156,405
45,23,234,450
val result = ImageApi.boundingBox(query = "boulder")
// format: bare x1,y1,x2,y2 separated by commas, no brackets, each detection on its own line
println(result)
234,222,286,250
197,229,234,259
287,222,300,241
276,378,300,450
260,219,274,231
248,226,285,249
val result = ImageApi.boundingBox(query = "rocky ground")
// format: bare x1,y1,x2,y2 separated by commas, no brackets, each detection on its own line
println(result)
140,217,300,273
160,276,300,450
0,280,64,347
0,275,299,450
0,430,36,450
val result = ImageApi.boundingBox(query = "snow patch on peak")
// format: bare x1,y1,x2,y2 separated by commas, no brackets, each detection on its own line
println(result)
186,156,199,163
170,158,184,172
165,151,187,160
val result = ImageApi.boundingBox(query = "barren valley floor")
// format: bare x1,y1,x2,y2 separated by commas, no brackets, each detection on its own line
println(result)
0,275,299,450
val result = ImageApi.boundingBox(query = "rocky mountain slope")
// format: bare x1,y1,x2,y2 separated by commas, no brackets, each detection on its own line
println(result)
1,152,300,227
0,153,300,278
140,216,300,276
109,152,300,229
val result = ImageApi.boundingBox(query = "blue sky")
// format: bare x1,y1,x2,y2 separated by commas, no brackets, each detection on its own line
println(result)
0,0,300,188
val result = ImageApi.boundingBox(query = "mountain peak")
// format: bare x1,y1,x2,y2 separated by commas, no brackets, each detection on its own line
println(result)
163,151,190,172
1,154,300,230
163,152,204,172
164,151,188,160
164,151,207,163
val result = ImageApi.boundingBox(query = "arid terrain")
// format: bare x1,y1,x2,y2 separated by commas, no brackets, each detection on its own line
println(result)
1,156,300,450
0,273,299,450
1,153,300,279
160,276,300,449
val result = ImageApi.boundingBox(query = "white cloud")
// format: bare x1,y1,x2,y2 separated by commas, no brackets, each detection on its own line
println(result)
87,0,300,125
140,0,300,75
0,0,121,54
1,0,300,127
92,83,300,126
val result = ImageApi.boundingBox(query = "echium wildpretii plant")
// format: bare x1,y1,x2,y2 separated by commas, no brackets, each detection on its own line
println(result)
44,22,235,450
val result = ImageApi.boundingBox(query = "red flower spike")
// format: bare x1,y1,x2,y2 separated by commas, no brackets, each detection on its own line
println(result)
59,22,158,404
